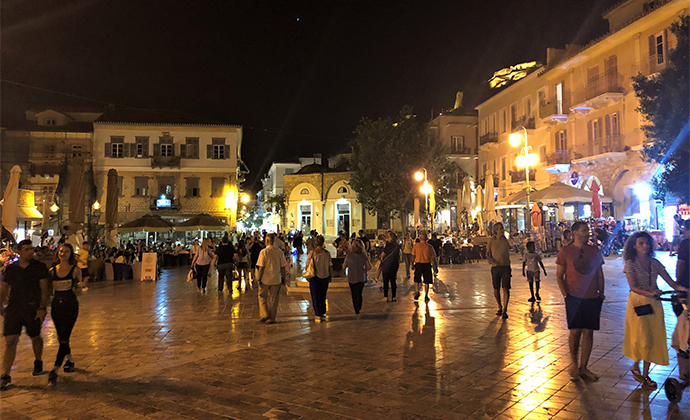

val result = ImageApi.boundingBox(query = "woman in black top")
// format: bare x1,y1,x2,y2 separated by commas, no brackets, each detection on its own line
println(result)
48,244,81,385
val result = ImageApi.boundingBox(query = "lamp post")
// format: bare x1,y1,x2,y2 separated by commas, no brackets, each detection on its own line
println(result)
414,168,435,232
509,126,538,233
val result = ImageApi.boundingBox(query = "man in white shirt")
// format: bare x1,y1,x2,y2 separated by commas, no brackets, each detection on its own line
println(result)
256,233,289,324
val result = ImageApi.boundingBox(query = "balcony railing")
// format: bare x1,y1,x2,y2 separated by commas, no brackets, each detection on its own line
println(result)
151,155,181,168
510,169,536,183
547,150,571,165
511,116,535,130
150,197,181,211
450,147,474,155
570,73,624,113
29,163,64,177
479,132,498,146
539,101,567,120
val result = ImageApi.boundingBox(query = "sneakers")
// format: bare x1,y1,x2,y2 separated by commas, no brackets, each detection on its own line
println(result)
536,294,541,301
63,360,75,373
320,315,327,322
502,311,509,319
414,292,420,300
32,360,43,376
48,370,58,385
528,297,536,303
0,374,11,391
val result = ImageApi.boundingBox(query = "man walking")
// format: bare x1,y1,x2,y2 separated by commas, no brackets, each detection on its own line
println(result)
428,233,442,277
256,233,289,324
412,232,435,302
556,221,605,381
487,223,511,319
0,240,51,390
215,236,236,292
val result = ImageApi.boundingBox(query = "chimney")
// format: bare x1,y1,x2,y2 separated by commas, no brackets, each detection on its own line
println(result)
453,92,464,109
546,47,564,67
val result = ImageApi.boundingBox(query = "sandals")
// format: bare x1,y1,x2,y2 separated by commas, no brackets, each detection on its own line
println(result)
631,367,643,383
642,376,657,388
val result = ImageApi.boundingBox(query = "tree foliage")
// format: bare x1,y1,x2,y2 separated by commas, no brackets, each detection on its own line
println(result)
632,15,689,203
349,106,465,222
264,193,287,217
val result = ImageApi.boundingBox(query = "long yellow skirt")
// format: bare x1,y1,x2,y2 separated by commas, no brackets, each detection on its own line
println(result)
623,292,669,365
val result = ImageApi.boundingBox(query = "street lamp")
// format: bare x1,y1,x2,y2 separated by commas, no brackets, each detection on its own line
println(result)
413,168,435,232
240,193,250,204
509,126,538,233
50,203,59,213
92,200,101,210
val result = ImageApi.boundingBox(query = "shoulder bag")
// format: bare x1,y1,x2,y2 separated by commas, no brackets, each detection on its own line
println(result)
303,254,315,279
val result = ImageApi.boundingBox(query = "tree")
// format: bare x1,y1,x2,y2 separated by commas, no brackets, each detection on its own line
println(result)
264,193,287,228
349,106,465,227
632,15,689,203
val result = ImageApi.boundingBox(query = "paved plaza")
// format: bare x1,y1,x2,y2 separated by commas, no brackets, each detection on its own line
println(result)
0,253,687,419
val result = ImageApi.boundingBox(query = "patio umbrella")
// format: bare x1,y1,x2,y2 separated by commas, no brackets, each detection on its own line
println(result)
531,203,542,228
557,198,566,220
68,162,85,230
476,185,483,211
591,180,602,219
530,182,613,204
484,173,495,223
496,187,537,207
173,213,227,232
105,169,119,247
456,188,462,229
119,214,174,233
462,177,472,211
1,165,21,235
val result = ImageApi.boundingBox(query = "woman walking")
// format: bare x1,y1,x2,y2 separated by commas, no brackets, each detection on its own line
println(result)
343,239,371,315
236,239,251,291
192,238,215,293
623,231,687,388
307,235,332,321
48,244,82,385
379,231,401,302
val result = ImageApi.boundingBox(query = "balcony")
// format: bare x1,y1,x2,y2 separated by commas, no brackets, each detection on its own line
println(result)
29,163,63,177
539,101,568,124
570,73,624,114
547,150,571,165
511,116,535,130
151,155,181,168
510,169,536,184
450,147,474,156
479,132,498,147
571,135,627,164
149,197,181,211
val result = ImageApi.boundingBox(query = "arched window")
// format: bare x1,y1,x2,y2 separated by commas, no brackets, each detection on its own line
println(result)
337,186,348,194
300,188,310,195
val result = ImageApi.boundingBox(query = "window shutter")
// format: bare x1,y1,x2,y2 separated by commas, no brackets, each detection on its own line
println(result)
207,144,213,159
663,29,669,65
123,143,131,158
605,115,611,136
224,144,230,159
143,139,149,157
648,35,656,73
105,143,111,158
597,118,603,140
587,120,593,143
180,144,187,158
153,144,160,157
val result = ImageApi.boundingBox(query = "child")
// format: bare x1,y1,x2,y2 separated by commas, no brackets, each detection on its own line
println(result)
522,241,547,302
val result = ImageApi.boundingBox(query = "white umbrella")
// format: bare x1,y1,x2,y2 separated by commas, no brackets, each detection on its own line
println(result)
476,185,483,211
1,165,21,236
462,177,472,211
557,197,566,220
484,173,495,223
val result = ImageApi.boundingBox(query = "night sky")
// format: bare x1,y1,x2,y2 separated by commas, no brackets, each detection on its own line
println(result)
1,0,614,191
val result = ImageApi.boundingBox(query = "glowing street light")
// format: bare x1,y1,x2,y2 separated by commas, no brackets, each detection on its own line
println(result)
240,193,250,204
50,203,59,213
414,171,425,182
420,181,433,195
92,200,101,210
413,168,435,231
510,126,536,233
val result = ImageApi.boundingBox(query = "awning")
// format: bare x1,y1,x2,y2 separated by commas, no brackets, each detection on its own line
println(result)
17,206,43,220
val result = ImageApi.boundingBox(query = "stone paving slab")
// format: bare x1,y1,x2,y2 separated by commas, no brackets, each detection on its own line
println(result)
0,253,688,419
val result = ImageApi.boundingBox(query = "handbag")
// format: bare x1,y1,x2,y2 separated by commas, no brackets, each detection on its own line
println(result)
634,304,654,316
303,255,315,279
186,269,194,283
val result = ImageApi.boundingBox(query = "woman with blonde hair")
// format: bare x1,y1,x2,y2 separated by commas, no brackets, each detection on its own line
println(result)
343,239,371,315
192,238,216,293
623,231,687,388
306,235,332,321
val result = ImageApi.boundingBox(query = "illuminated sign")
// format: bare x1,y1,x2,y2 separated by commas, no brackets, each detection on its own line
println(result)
156,195,172,208
489,61,538,89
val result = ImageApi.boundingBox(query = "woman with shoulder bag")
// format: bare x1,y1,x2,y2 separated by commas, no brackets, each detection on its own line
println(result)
191,238,215,293
307,235,332,322
343,239,372,316
623,232,688,388
379,230,401,302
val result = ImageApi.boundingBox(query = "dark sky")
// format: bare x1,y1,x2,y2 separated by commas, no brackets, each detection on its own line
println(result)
1,0,614,191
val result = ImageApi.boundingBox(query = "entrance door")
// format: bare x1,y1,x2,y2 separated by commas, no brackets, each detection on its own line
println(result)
299,204,312,234
336,203,350,238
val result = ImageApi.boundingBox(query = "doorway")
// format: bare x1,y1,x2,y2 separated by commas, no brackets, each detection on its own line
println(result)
336,202,350,238
299,204,312,234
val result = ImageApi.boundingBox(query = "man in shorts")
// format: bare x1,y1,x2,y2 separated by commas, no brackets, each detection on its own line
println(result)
487,223,511,319
0,240,51,390
76,242,90,291
556,221,605,381
411,232,435,302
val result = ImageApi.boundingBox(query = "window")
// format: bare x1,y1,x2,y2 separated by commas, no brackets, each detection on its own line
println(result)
510,103,518,129
72,145,82,158
157,134,174,157
182,138,199,159
300,188,310,195
501,157,506,180
592,119,601,141
337,186,348,194
539,145,547,162
134,177,149,197
555,83,564,114
186,177,200,197
481,118,488,136
110,136,124,158
135,137,149,158
211,177,225,197
523,96,532,119
161,144,174,157
44,145,56,159
158,177,175,198
555,130,567,150
450,136,465,153
46,119,56,126
499,108,507,133
209,138,227,160
656,32,664,65
489,113,496,134
538,89,546,108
